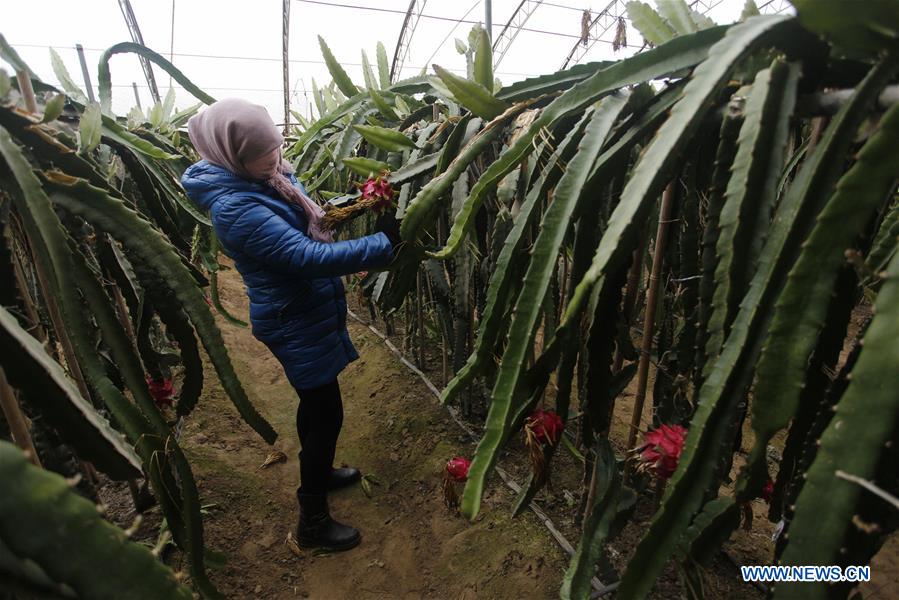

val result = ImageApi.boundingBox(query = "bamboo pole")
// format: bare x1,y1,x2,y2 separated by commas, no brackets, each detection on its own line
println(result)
11,250,47,344
0,367,41,467
15,71,37,114
613,233,646,373
416,270,424,369
26,239,92,403
626,182,676,450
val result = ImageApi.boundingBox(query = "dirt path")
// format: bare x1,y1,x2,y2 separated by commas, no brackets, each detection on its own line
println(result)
178,264,567,599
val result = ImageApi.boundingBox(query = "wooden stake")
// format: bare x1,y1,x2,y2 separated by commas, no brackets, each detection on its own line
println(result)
0,367,41,467
627,182,676,450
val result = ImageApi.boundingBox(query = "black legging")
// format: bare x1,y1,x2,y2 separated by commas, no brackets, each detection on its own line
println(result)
295,379,344,495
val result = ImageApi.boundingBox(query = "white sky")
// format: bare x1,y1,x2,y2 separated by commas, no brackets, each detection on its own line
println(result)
4,1,788,122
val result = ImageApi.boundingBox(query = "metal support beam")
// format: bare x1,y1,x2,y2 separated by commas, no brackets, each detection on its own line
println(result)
282,0,291,134
688,0,725,14
75,44,95,102
390,0,428,83
758,0,793,14
117,0,161,103
485,0,492,41
492,0,544,69
132,82,142,109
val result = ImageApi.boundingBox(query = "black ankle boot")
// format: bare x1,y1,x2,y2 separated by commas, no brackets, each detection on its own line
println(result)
296,492,361,551
328,467,361,491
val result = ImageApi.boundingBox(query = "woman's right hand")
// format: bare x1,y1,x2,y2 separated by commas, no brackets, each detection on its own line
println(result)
374,213,402,250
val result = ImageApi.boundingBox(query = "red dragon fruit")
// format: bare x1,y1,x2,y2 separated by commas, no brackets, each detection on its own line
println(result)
525,409,564,445
443,456,471,509
636,423,687,480
761,478,774,504
524,409,565,486
445,456,471,483
147,376,174,408
358,175,395,213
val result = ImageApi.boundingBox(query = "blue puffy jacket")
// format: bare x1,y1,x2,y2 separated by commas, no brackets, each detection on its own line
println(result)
181,160,393,389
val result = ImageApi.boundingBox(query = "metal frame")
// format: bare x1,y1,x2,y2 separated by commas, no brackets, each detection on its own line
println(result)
758,0,793,14
390,0,428,83
492,0,544,69
117,0,161,103
560,0,626,70
559,0,725,70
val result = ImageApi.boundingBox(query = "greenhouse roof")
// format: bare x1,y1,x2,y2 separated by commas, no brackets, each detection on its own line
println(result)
5,0,790,122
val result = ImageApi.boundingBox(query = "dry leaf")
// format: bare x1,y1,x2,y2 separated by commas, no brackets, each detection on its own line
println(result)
259,450,287,470
285,532,304,558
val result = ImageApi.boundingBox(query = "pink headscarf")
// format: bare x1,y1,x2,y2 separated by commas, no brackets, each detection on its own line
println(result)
187,98,332,243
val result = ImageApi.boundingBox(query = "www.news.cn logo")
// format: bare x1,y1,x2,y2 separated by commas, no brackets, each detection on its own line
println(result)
741,565,871,583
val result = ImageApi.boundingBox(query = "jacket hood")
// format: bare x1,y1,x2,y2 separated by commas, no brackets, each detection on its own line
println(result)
181,160,273,211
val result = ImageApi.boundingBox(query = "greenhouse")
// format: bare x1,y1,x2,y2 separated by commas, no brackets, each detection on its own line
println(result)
1,0,898,598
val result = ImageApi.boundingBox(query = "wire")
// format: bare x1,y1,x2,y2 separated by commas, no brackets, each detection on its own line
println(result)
117,83,285,92
292,0,630,44
540,1,593,12
10,42,542,78
421,0,482,69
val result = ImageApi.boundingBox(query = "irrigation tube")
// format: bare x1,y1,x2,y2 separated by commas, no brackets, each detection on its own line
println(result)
346,308,617,596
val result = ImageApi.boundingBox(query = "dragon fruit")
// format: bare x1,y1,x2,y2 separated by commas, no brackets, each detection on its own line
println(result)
147,376,174,408
443,456,471,509
358,175,395,213
636,423,687,480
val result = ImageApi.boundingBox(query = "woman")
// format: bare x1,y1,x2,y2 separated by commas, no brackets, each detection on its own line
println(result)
181,98,397,552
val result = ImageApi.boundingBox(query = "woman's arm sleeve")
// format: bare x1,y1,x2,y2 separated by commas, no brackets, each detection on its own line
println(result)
217,197,393,278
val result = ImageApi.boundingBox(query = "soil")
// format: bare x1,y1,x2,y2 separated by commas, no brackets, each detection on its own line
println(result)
172,262,564,599
96,261,898,599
